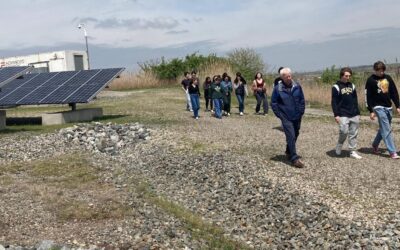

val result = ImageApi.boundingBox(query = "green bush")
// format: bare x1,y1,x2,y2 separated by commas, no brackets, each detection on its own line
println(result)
138,53,226,80
321,65,339,84
227,48,266,82
321,65,363,85
138,49,267,83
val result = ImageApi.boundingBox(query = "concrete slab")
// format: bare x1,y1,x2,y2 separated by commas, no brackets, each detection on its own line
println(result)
42,108,103,125
0,110,6,130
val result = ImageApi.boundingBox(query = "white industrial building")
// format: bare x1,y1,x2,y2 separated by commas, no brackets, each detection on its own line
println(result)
0,50,89,73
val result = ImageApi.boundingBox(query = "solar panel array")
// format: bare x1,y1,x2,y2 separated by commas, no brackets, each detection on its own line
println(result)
0,68,124,106
0,66,31,87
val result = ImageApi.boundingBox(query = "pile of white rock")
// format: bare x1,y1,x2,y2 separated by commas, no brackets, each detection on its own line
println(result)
59,122,151,155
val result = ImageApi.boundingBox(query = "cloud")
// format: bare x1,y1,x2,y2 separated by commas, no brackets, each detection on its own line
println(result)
329,27,400,40
76,17,180,30
165,30,189,35
75,17,99,24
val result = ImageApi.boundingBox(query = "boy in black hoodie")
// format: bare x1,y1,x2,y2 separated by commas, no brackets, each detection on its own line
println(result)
365,61,400,159
331,67,362,159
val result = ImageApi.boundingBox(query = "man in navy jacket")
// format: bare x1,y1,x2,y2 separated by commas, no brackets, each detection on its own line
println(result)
271,67,305,168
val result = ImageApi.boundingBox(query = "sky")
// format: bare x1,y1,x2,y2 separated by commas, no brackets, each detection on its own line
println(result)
1,0,400,72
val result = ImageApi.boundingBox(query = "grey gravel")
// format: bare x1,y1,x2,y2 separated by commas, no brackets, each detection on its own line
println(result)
1,114,400,249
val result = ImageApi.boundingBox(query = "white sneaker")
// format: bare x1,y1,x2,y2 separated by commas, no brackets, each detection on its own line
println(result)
195,117,199,120
239,112,244,116
227,113,231,116
335,144,342,156
350,151,362,159
390,152,400,159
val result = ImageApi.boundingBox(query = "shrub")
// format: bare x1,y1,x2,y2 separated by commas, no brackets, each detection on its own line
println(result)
320,65,339,84
320,65,364,85
138,53,227,80
227,48,266,82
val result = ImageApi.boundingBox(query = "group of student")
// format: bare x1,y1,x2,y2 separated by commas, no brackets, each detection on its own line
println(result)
180,71,270,119
180,61,400,168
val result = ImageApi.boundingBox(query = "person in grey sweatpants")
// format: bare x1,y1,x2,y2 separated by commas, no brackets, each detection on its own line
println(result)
331,67,362,159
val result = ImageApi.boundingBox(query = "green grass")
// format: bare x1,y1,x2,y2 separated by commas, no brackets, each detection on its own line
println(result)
0,88,185,136
2,154,97,187
0,175,14,185
0,88,272,135
0,123,72,135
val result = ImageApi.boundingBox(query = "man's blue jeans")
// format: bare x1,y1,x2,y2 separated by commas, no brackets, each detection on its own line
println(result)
372,107,397,154
213,99,223,118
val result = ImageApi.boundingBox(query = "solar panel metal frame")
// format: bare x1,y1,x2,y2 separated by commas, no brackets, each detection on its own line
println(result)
65,68,125,104
0,66,32,88
0,68,124,107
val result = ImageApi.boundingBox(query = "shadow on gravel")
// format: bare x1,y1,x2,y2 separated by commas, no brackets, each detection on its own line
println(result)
93,114,129,121
270,154,293,167
0,126,43,134
272,126,284,132
325,150,347,158
358,147,390,158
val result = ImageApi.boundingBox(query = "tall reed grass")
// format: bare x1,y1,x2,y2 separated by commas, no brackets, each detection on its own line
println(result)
197,60,234,82
109,61,400,114
109,60,234,90
109,71,175,90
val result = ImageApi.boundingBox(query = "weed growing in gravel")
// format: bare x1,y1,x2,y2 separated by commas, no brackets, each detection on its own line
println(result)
134,180,249,250
29,155,98,189
49,196,132,221
1,154,133,222
0,175,14,185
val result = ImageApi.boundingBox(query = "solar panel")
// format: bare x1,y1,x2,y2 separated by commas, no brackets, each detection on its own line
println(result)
0,68,124,106
0,66,31,87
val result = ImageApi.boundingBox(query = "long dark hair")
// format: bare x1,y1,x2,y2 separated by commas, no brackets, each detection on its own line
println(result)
254,72,263,80
234,72,246,84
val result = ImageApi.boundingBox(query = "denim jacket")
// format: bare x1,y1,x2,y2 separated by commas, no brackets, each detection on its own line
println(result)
271,81,305,121
221,81,233,94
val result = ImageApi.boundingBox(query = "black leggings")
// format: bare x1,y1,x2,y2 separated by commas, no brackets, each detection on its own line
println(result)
204,90,213,109
255,91,268,114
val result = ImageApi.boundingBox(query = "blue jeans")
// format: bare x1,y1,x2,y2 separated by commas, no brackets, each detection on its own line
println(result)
213,99,223,118
281,118,302,162
190,94,200,118
236,94,245,113
372,107,397,153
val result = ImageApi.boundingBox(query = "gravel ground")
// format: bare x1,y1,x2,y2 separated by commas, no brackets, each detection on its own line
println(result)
1,97,400,248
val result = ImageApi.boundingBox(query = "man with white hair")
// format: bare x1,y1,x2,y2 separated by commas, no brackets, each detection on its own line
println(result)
271,67,306,168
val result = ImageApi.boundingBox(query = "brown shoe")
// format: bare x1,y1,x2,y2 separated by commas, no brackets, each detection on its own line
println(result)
293,159,305,168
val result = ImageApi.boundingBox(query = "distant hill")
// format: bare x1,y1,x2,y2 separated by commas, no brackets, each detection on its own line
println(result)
299,63,400,77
